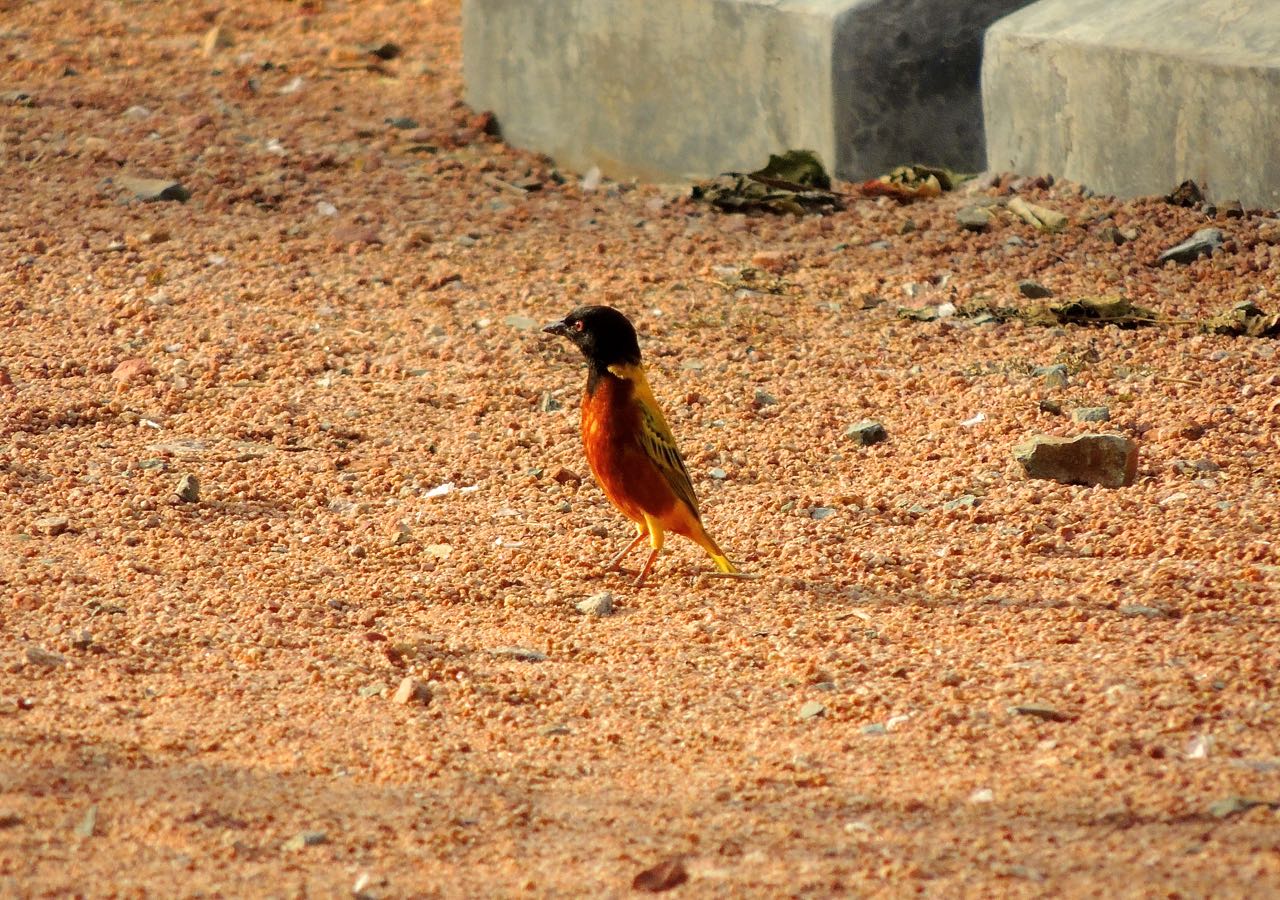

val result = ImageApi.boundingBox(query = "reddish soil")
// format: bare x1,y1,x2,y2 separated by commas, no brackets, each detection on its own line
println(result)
2,1,1278,896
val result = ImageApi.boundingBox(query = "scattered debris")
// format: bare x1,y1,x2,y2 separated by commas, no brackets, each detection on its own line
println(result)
1029,296,1158,328
860,164,971,201
1157,228,1223,265
1013,433,1138,488
691,150,842,215
1165,179,1204,208
1202,301,1280,338
1007,197,1067,232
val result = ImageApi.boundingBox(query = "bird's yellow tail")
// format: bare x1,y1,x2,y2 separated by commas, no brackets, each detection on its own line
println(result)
691,522,737,573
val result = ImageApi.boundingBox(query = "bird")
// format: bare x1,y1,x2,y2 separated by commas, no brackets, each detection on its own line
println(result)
543,305,746,587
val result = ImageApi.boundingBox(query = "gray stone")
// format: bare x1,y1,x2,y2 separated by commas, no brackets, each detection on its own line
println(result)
492,647,547,662
943,494,980,511
172,473,200,503
283,830,328,851
25,646,65,668
1158,228,1225,265
464,0,1035,183
984,1,1280,207
844,419,887,446
1017,280,1053,299
708,467,728,480
752,388,777,407
576,591,615,616
115,175,190,203
1120,604,1172,619
1071,406,1111,423
1013,433,1138,488
956,205,993,231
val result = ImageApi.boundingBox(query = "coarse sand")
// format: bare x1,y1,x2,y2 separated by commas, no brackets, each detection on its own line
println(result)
2,1,1278,896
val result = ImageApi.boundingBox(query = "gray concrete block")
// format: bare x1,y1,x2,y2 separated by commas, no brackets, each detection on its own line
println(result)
463,0,1032,182
983,0,1280,207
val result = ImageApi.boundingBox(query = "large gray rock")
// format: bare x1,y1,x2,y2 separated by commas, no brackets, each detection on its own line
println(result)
984,0,1280,207
464,0,1033,182
1013,433,1138,488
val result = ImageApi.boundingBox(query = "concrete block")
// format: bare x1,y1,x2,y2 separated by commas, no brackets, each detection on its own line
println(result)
983,0,1280,207
463,0,1033,182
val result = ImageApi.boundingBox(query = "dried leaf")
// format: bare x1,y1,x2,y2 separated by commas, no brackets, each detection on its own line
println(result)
691,151,842,215
1201,301,1280,338
1034,296,1157,328
750,149,830,189
860,164,972,201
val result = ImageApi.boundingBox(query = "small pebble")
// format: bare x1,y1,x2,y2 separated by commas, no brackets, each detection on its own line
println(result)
1071,406,1110,423
1017,280,1053,299
32,516,69,537
283,831,328,851
575,592,615,617
26,646,66,667
844,420,887,446
799,701,826,721
392,677,431,706
172,473,200,503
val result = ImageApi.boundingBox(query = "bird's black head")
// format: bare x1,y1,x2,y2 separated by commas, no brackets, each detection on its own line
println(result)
543,305,642,370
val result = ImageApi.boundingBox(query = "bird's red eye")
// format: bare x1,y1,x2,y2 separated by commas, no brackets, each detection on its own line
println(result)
572,319,584,332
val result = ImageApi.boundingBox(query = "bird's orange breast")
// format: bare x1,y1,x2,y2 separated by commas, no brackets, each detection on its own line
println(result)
581,374,681,526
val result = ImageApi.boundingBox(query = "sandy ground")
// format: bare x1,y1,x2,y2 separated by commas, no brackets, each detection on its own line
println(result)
2,1,1279,896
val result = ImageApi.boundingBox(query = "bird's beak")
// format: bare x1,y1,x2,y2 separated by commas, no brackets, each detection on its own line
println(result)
542,320,568,336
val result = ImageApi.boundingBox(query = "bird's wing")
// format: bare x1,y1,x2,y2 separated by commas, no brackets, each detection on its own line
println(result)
627,372,701,519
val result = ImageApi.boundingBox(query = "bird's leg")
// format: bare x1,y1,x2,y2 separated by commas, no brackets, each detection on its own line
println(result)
633,515,665,587
634,548,661,588
605,528,647,572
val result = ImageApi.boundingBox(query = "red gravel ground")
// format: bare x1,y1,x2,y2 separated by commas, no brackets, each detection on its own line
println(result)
2,1,1279,896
